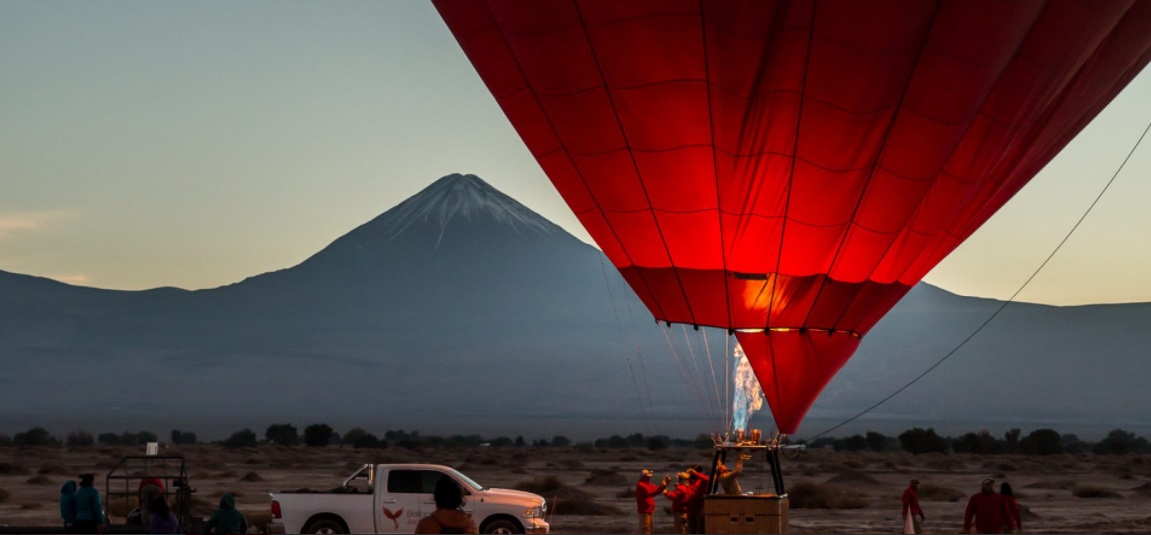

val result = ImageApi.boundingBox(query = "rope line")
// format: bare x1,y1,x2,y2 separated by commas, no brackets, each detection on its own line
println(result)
806,114,1151,440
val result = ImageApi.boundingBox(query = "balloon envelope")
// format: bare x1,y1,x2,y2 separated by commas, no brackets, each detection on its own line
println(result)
434,0,1151,433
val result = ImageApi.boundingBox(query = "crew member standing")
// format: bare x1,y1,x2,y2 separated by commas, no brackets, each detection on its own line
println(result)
635,470,668,534
685,464,710,533
902,478,925,534
964,478,1015,534
662,472,693,535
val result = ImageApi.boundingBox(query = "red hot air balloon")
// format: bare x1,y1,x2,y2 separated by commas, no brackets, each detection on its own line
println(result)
433,0,1151,434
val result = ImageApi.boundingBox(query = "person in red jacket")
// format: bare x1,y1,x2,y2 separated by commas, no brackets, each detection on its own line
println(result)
685,464,710,533
635,470,669,534
902,478,925,534
1000,482,1022,533
662,472,694,534
964,478,1015,534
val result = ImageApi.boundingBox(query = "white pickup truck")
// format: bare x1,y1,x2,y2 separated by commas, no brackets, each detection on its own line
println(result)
267,463,549,534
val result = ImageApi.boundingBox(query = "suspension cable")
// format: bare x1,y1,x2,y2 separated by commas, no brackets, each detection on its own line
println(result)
806,114,1151,441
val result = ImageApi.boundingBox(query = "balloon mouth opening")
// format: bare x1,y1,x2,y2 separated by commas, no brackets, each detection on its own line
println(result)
734,327,861,338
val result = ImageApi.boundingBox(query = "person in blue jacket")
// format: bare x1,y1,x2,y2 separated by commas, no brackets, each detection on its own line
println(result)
60,480,77,531
73,473,107,534
205,493,248,535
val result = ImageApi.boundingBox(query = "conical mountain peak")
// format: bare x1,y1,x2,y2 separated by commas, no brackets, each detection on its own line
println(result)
377,173,563,240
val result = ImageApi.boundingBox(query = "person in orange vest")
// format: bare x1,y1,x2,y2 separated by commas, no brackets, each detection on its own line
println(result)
634,470,669,534
902,478,925,534
662,472,694,534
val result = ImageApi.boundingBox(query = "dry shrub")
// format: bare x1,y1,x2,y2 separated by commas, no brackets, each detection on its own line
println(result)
817,462,851,472
513,476,620,515
0,462,30,475
983,461,1017,472
1025,480,1076,490
94,459,119,470
825,472,879,486
584,469,627,486
1131,482,1151,495
215,470,238,479
20,502,43,510
1072,485,1122,499
38,463,70,475
918,483,965,502
239,471,264,482
559,459,584,469
842,460,865,470
0,487,9,503
25,474,51,485
510,468,528,475
615,486,634,499
787,481,868,509
924,458,962,471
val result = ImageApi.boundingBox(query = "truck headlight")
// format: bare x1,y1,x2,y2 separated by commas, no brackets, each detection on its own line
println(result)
523,504,545,518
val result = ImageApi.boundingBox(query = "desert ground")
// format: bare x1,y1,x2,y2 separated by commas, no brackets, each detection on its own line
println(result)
2,443,1150,533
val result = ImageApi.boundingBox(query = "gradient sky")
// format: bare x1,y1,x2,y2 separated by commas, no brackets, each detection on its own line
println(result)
3,1,1150,306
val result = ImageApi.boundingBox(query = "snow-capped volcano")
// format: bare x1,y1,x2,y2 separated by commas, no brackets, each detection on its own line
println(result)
377,173,563,242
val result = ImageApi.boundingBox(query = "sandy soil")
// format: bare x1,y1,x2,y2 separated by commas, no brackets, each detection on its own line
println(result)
2,444,1149,533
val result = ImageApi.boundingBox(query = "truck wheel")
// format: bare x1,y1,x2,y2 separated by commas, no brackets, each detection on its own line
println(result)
303,519,347,534
483,519,523,534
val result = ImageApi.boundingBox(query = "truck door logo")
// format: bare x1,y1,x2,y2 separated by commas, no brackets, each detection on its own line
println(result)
382,506,404,530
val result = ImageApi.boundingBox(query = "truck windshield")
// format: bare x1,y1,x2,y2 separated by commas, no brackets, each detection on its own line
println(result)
449,468,485,491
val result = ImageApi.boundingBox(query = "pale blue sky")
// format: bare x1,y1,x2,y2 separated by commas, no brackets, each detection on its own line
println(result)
2,1,1149,306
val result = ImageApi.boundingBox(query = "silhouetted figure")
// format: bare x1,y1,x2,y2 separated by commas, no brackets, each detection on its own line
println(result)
964,478,1014,534
205,493,248,535
685,464,709,533
1000,482,1021,533
73,474,106,534
902,478,925,534
60,480,77,532
414,476,478,534
148,496,179,534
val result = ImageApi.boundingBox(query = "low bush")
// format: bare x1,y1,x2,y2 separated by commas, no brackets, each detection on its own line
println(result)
0,462,30,475
37,463,70,475
1072,485,1122,498
917,483,965,502
584,469,627,486
825,472,880,486
239,471,264,482
787,481,868,509
0,487,9,503
514,476,620,515
1025,480,1076,490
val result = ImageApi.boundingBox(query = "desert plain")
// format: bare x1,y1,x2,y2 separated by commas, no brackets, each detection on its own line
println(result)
2,443,1150,533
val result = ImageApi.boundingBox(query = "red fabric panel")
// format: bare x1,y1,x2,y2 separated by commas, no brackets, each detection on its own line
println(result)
434,0,1151,430
735,330,861,434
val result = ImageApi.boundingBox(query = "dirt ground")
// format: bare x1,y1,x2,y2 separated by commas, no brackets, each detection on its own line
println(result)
2,444,1150,533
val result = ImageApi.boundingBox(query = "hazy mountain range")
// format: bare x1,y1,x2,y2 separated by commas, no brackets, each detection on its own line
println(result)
1,174,1147,441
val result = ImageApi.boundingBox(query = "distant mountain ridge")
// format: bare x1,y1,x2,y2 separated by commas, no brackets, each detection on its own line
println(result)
1,173,1149,440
